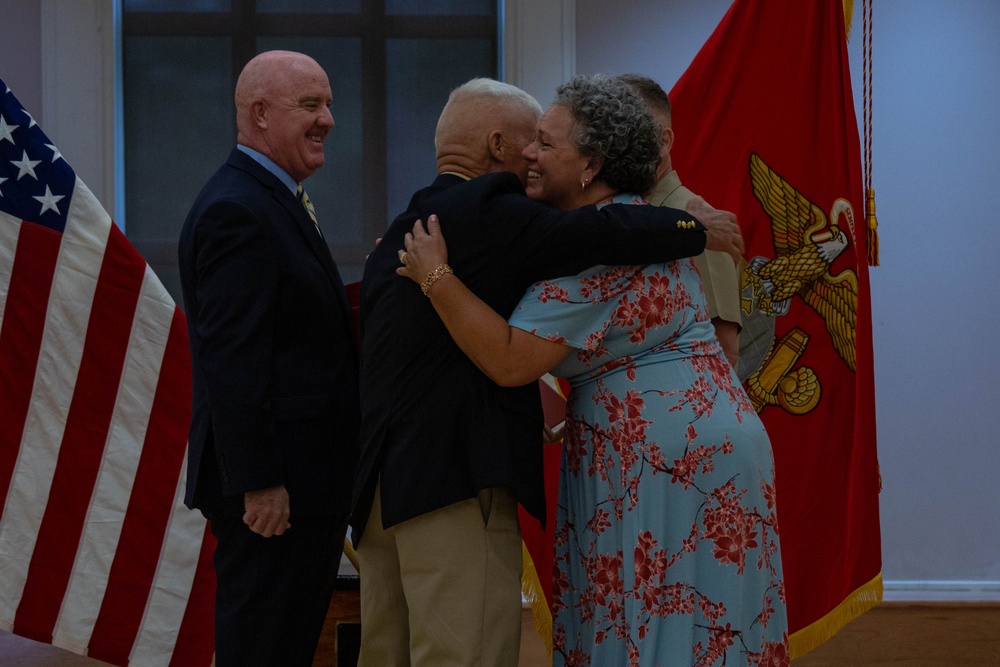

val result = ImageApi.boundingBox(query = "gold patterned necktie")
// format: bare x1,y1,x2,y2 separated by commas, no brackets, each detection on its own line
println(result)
297,184,323,238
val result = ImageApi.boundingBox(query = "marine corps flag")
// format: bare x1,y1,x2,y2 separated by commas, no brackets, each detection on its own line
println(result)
669,0,882,656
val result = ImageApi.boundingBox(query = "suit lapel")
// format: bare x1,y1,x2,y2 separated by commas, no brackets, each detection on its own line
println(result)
276,191,355,337
227,149,355,341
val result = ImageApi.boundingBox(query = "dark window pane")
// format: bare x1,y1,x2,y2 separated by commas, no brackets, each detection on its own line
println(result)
256,0,361,14
258,36,365,280
124,36,233,299
122,5,498,289
386,0,495,16
124,0,229,12
385,38,493,221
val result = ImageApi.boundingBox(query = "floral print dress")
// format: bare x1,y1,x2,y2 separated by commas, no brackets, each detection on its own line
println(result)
509,195,789,667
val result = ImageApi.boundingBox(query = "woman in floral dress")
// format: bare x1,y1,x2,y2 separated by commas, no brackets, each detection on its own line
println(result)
398,75,789,667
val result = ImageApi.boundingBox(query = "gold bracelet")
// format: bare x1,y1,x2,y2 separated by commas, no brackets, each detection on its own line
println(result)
421,263,454,296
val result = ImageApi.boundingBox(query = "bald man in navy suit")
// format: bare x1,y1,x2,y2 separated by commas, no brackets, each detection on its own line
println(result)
179,50,359,667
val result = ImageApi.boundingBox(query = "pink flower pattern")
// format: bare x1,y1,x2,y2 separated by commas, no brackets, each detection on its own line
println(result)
510,199,788,666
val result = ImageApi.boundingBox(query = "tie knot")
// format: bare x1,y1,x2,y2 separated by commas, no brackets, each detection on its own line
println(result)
296,185,322,238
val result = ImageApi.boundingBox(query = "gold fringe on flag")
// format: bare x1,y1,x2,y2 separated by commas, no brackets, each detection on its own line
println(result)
789,571,884,659
521,540,553,660
843,0,854,38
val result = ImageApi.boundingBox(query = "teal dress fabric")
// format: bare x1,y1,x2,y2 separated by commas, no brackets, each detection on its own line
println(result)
509,195,790,666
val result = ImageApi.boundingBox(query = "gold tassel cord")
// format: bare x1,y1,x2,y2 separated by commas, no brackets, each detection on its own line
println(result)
866,187,880,265
863,0,881,265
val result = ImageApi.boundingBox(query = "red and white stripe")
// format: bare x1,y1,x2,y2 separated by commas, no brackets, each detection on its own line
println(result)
0,178,214,666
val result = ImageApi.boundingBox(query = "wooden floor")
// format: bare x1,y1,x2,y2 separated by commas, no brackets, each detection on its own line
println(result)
3,601,998,665
516,602,1000,667
790,602,1000,667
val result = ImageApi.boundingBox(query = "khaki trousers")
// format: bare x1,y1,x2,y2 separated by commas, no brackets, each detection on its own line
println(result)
357,486,522,667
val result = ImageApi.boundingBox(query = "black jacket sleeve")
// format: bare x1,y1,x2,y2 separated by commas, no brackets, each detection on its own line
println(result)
490,191,708,286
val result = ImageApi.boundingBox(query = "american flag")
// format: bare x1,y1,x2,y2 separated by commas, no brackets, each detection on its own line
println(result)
0,79,214,665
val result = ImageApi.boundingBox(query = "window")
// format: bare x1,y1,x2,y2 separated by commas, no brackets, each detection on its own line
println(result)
122,0,499,298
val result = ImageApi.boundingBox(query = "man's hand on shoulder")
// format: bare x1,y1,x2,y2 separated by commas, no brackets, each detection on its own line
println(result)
243,485,291,537
686,196,744,264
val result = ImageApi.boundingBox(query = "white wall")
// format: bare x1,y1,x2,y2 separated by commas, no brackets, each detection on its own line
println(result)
574,0,1000,600
0,0,115,213
38,0,116,214
503,0,575,108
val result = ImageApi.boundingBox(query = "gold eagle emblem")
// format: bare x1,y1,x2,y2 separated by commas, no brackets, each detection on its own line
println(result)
746,153,858,371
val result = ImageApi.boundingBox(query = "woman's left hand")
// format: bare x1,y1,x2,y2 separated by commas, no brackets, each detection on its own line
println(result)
397,214,449,283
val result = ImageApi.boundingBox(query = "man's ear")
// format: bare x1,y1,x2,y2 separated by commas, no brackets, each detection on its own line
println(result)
662,126,675,155
250,98,268,129
487,130,505,162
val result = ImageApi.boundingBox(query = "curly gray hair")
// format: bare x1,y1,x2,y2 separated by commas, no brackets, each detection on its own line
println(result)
553,75,661,195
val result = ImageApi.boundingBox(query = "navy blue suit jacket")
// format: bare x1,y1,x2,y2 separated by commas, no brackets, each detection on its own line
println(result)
179,148,360,520
352,172,707,542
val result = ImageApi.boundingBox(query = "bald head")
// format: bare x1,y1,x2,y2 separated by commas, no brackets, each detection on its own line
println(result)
235,50,334,182
237,51,312,133
434,78,542,182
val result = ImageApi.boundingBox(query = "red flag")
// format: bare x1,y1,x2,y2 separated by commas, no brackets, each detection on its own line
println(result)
0,79,215,665
669,0,881,656
517,375,567,657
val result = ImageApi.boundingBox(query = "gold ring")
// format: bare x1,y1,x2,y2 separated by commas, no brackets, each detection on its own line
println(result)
398,249,407,263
